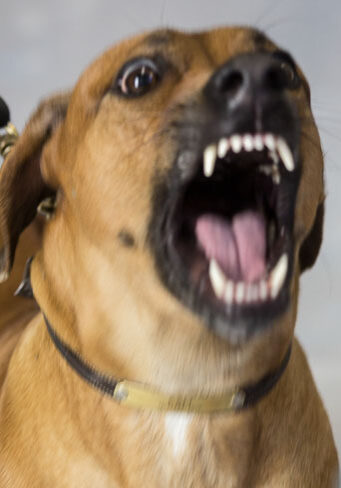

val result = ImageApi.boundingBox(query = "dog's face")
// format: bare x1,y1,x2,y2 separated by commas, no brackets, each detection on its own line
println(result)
0,27,324,349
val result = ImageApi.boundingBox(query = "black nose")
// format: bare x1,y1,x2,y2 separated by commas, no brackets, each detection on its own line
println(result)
205,51,297,107
203,52,299,135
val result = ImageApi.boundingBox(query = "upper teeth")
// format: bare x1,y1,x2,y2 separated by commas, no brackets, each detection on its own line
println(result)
230,135,243,153
217,138,230,158
203,144,217,177
203,133,295,180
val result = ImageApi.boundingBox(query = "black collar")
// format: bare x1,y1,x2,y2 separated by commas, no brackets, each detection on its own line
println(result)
17,257,292,413
44,316,291,413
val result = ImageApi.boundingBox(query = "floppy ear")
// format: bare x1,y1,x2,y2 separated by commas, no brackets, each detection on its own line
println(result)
0,93,70,282
299,200,324,273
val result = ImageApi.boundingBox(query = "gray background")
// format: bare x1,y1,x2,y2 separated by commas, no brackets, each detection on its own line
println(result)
1,0,340,457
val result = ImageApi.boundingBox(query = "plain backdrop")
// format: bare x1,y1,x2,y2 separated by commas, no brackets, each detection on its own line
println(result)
1,0,340,457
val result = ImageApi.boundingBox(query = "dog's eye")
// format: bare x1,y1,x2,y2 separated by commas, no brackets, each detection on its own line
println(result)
117,59,160,97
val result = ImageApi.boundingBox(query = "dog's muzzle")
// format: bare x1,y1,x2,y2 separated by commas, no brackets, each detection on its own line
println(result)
150,51,301,343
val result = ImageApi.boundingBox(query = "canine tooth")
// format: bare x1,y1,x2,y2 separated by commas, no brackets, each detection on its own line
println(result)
209,259,226,298
264,134,276,152
259,165,272,176
272,166,281,185
270,253,288,299
235,282,245,304
259,280,268,301
217,138,229,158
272,171,281,185
243,134,254,152
276,138,294,171
253,134,264,151
269,150,279,165
224,280,234,304
203,144,217,177
230,135,242,153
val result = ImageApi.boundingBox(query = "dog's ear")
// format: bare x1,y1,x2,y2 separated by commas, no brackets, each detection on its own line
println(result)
0,93,70,282
299,200,324,273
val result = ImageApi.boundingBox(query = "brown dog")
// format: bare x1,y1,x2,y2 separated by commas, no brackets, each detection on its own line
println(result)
0,26,338,487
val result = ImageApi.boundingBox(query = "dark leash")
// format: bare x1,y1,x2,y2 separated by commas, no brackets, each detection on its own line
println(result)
0,96,19,159
0,96,10,128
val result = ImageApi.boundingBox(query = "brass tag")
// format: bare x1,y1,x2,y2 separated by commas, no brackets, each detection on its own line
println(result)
113,380,245,413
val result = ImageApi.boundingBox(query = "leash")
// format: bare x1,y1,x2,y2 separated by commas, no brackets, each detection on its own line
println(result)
43,312,291,413
0,97,19,160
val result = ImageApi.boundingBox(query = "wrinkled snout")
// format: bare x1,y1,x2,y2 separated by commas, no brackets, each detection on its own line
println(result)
204,51,300,140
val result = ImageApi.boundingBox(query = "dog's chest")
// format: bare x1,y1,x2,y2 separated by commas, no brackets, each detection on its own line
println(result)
164,412,192,458
153,413,251,488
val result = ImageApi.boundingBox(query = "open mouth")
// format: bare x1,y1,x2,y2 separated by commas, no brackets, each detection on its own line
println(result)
151,131,300,339
198,133,294,303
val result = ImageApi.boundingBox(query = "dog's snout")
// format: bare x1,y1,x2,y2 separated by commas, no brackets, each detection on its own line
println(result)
202,52,299,138
205,52,297,108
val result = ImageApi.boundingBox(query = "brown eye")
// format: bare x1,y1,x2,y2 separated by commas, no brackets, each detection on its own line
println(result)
118,60,160,97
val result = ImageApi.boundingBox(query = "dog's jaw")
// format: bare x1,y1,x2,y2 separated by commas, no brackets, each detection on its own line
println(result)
148,56,302,344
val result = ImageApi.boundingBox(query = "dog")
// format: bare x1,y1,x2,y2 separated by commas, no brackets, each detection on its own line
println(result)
0,26,338,487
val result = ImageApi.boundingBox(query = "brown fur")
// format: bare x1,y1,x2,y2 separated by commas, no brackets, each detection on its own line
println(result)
0,27,338,487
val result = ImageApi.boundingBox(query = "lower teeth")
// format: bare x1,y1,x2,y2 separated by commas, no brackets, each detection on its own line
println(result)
208,253,288,305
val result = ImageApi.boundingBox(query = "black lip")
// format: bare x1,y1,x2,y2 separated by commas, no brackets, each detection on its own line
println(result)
149,133,301,344
148,94,301,343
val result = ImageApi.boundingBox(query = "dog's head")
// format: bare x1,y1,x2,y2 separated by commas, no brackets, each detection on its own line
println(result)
0,27,324,349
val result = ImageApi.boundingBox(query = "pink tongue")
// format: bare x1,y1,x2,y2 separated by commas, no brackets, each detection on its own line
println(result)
195,211,266,282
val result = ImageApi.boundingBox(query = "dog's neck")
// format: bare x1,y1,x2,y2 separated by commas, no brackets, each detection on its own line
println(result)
41,312,291,413
30,222,295,402
23,218,299,486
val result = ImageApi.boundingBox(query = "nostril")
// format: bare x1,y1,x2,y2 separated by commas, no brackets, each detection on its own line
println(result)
266,67,286,90
265,62,295,91
205,52,299,106
219,70,244,95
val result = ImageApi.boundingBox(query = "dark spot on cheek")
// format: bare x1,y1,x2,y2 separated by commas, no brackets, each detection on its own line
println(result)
117,230,136,248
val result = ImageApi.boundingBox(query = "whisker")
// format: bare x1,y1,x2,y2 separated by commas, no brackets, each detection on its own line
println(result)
254,0,284,31
260,15,300,35
159,0,169,26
